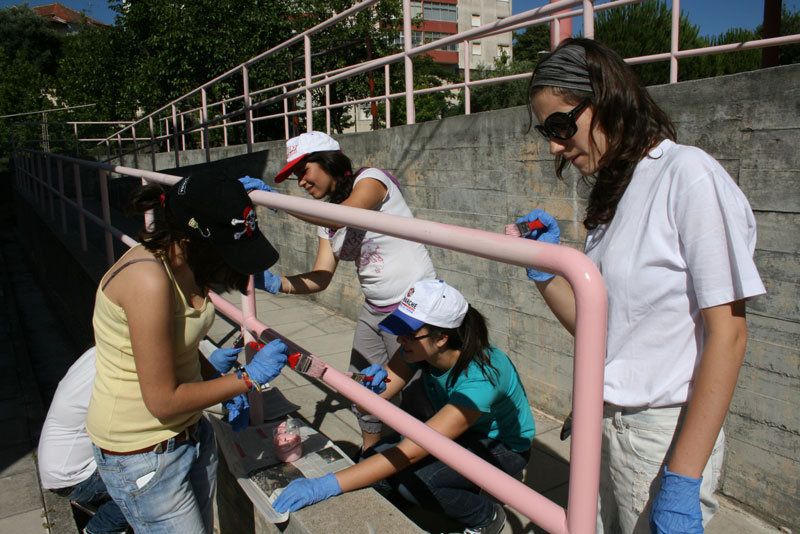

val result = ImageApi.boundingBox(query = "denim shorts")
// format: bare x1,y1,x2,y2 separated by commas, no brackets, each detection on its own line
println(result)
597,404,724,534
92,417,218,534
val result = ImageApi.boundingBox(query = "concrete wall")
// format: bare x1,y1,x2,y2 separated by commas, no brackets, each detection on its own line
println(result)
84,63,800,530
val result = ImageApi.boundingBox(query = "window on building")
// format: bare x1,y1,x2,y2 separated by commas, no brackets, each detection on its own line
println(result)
472,14,481,27
497,44,510,58
394,31,424,48
423,2,457,23
410,1,422,18
424,31,458,52
358,105,372,121
472,42,481,55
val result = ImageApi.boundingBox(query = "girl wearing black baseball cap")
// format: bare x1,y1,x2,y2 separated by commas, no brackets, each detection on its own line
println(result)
86,174,289,533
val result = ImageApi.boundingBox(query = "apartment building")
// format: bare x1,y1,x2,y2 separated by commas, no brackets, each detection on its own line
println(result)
349,0,513,131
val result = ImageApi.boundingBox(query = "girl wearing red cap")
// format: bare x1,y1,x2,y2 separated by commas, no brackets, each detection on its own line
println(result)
241,132,437,451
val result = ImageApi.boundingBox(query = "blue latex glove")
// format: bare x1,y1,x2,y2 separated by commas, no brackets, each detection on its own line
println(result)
253,269,282,294
208,347,242,375
272,473,342,513
224,393,250,432
518,209,560,282
243,339,289,387
649,466,704,534
239,176,278,212
239,175,274,192
359,364,388,394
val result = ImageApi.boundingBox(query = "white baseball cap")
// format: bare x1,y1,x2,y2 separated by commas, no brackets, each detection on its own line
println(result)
274,131,341,183
379,280,469,335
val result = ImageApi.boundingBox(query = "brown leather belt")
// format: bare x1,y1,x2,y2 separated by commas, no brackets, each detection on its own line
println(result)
99,422,199,456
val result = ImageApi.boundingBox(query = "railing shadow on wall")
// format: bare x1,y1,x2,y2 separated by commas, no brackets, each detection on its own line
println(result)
13,0,800,167
14,148,607,534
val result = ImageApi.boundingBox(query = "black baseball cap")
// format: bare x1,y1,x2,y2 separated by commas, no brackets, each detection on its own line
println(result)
166,174,279,275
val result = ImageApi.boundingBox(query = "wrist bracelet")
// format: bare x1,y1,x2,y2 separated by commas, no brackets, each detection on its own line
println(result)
237,369,261,392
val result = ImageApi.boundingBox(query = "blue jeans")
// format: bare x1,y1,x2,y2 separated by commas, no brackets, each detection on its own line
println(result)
69,469,129,534
366,432,530,529
92,418,218,534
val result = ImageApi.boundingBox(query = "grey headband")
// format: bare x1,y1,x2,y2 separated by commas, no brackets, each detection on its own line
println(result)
531,44,594,94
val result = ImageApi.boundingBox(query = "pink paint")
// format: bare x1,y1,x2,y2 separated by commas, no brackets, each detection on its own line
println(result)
273,421,302,462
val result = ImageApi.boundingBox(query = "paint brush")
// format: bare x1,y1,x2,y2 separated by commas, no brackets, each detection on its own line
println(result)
349,372,391,385
287,351,328,379
504,218,545,238
246,342,328,379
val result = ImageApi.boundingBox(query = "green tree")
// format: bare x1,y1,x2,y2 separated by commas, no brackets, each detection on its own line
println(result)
593,0,707,84
0,6,63,168
513,24,550,64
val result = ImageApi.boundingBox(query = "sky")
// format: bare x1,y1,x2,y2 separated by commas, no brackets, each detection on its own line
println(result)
2,0,799,37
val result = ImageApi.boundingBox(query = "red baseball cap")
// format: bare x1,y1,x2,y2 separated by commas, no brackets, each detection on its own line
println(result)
274,131,341,183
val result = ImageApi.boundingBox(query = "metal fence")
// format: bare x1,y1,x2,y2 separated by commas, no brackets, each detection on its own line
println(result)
12,0,800,164
14,147,607,533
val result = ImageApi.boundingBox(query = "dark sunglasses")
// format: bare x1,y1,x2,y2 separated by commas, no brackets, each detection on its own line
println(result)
399,330,431,341
535,99,590,141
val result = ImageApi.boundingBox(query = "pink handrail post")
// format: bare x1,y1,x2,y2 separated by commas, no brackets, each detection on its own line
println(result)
171,104,180,168
57,158,67,233
97,169,115,268
304,34,313,131
245,190,607,534
464,40,472,115
201,87,211,163
583,2,594,41
384,64,391,128
243,66,254,153
243,288,265,426
73,162,87,252
73,123,79,156
116,132,123,162
180,115,186,152
324,75,331,135
148,117,157,171
402,0,415,125
670,0,680,83
131,125,139,169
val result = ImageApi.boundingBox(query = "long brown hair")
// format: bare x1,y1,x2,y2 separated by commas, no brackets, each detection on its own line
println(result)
125,184,250,293
528,38,676,230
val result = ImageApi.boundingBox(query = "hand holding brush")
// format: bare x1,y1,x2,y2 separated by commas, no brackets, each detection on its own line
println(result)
351,363,390,394
241,340,289,390
509,209,561,282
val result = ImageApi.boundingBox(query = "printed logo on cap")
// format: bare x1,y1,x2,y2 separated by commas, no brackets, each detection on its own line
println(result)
231,206,257,241
400,289,418,313
287,144,298,159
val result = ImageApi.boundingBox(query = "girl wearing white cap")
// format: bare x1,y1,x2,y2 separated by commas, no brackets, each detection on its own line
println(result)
271,279,535,534
240,131,437,450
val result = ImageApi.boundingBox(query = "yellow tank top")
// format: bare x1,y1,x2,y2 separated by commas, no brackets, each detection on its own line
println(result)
86,249,215,452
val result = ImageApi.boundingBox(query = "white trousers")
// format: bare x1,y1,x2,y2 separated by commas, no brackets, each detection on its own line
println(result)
597,404,725,534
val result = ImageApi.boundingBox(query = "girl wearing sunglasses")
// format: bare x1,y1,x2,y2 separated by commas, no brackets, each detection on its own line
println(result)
272,279,535,534
519,39,764,534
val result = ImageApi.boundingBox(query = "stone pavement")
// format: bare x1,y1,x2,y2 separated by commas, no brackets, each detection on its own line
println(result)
0,230,780,533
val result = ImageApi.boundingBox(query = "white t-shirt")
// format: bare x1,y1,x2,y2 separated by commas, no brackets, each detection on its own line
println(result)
585,140,765,407
38,347,97,489
317,168,436,307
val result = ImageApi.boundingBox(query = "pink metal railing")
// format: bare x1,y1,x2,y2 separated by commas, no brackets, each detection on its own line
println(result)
17,0,800,161
14,149,607,533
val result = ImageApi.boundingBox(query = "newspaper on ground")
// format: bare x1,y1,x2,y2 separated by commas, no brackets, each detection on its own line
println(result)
207,388,354,523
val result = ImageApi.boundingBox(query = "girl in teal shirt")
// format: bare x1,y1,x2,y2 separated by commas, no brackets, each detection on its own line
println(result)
274,279,535,534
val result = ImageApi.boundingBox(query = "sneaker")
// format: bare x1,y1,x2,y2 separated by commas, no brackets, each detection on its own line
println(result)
463,502,506,534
